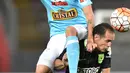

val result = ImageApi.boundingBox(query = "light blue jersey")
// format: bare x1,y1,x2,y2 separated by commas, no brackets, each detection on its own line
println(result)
41,0,92,37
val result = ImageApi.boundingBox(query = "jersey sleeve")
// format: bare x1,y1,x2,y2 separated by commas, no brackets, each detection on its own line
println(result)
78,0,93,8
101,47,112,68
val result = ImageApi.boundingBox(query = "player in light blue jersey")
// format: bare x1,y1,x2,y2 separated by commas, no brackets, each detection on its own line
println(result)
36,0,97,73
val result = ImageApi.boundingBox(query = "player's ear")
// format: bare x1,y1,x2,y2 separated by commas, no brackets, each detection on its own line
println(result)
94,34,100,40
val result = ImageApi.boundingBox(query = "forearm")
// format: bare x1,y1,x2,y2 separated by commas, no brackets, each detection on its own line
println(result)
87,18,94,40
83,5,94,40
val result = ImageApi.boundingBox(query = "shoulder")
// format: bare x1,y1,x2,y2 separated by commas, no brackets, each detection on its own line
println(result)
107,47,112,56
105,47,112,58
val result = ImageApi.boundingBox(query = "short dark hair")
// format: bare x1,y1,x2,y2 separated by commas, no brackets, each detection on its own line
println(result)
93,23,115,37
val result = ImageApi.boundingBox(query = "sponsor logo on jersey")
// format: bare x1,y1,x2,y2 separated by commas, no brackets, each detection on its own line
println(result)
78,67,100,73
51,0,68,6
51,8,78,20
98,54,104,64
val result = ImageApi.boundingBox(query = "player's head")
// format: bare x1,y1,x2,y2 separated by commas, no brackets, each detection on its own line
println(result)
93,23,115,52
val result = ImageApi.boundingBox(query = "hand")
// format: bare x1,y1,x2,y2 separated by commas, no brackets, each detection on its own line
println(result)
54,59,65,70
62,53,68,66
86,39,97,52
54,53,68,70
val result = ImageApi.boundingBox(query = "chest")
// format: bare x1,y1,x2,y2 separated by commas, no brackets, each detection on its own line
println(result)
78,51,105,68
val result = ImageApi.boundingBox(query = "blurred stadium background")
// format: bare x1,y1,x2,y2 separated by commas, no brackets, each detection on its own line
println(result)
0,0,130,72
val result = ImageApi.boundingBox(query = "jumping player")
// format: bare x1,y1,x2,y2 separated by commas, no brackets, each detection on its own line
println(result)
36,0,96,73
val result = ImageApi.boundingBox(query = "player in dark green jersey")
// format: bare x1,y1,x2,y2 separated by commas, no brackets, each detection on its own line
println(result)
54,23,115,73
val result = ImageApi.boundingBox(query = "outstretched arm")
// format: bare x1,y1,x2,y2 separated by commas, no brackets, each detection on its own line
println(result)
82,5,97,52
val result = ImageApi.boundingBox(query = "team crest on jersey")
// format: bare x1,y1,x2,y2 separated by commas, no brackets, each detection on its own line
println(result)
51,0,68,6
51,8,78,20
98,54,104,64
